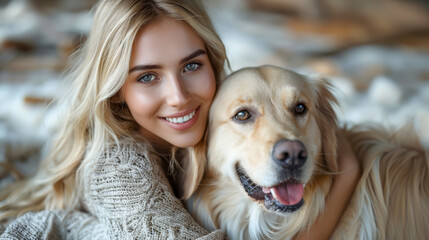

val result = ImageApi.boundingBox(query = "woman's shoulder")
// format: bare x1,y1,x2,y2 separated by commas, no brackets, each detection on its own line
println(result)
81,138,161,190
98,138,153,169
105,138,148,156
81,139,167,216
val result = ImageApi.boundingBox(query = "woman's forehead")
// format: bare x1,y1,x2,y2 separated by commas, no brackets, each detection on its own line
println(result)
130,17,205,66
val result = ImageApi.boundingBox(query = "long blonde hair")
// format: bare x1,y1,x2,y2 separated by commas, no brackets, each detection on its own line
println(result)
0,0,227,221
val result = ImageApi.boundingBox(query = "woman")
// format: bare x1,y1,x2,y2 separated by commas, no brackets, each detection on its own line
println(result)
0,0,360,239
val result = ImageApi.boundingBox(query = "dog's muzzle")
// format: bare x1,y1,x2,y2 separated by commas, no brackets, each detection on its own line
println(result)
235,139,307,213
236,164,304,213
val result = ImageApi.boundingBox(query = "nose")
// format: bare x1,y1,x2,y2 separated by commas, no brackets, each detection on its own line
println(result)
166,74,190,107
272,139,307,170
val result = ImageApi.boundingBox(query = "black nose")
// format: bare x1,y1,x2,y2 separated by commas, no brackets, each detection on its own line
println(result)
272,139,307,170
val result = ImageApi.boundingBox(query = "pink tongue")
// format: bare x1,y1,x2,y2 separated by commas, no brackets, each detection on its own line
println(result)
272,182,304,206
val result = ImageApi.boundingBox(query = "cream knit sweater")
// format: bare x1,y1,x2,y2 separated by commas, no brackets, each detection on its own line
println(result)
0,142,223,239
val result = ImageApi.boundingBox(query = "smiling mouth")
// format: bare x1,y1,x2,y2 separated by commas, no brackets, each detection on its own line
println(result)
164,107,199,124
235,164,304,213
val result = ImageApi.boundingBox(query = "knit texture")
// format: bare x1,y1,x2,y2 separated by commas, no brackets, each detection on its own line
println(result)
0,210,107,240
0,141,223,239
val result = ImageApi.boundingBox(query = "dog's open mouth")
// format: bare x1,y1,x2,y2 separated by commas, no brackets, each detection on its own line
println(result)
236,164,304,213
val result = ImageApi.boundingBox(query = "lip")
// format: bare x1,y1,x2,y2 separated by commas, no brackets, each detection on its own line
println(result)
163,107,198,118
160,106,200,131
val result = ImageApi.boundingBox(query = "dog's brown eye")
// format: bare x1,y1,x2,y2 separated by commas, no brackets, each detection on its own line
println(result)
235,110,251,121
295,103,306,115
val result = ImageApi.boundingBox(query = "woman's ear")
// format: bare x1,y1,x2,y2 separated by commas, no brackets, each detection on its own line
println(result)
312,76,339,173
180,130,208,199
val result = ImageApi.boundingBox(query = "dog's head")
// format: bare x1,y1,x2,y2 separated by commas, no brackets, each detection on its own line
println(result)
202,66,339,214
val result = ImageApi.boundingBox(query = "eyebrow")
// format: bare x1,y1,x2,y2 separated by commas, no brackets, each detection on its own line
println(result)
128,49,207,73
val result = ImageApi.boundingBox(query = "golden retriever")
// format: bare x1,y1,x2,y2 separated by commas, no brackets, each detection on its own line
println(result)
184,65,429,240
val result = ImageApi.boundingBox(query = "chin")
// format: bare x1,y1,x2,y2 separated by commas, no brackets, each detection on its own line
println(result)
169,131,205,149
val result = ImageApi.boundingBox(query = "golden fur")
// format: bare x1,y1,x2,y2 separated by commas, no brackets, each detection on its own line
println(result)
185,66,429,240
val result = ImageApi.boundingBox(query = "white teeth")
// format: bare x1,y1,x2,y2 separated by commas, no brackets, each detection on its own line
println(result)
270,189,278,200
166,110,196,124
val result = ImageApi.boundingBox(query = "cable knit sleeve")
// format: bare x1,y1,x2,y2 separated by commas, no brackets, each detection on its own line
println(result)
0,210,108,240
81,143,223,240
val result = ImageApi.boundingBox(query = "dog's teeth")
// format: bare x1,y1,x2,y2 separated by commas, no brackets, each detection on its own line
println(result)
270,188,278,200
303,184,306,188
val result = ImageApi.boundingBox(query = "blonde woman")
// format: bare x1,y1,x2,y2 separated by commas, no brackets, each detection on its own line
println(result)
0,0,225,238
0,0,360,239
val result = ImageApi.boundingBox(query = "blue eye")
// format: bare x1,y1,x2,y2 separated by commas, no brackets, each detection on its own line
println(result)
184,62,200,72
138,73,156,83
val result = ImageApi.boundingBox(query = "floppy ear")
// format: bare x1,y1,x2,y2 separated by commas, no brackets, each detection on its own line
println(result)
311,76,339,173
180,130,208,199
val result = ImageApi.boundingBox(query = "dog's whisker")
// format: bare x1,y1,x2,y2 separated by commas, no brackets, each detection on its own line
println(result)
315,153,340,156
312,169,340,176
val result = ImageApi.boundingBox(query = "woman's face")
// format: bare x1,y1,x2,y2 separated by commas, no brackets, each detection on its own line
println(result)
122,17,216,149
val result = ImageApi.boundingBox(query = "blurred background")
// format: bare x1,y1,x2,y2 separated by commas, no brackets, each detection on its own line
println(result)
1,0,429,180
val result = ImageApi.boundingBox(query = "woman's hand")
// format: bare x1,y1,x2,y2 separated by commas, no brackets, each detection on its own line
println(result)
294,130,362,240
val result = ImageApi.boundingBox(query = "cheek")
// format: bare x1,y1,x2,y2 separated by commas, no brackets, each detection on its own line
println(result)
304,117,322,157
187,69,216,102
123,86,159,119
